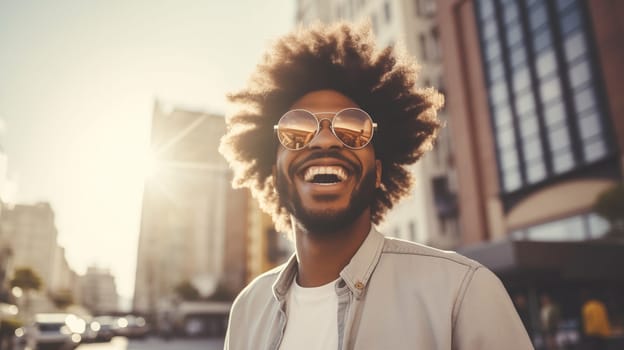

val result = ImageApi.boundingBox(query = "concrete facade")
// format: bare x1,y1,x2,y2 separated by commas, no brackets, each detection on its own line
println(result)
295,0,461,248
0,203,60,289
133,101,247,315
80,266,119,314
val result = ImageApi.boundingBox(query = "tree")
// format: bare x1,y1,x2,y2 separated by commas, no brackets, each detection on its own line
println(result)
174,280,200,301
49,289,74,310
9,267,42,318
594,183,624,239
208,283,235,302
10,267,42,293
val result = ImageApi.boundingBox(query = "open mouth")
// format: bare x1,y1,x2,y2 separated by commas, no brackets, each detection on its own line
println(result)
303,166,348,185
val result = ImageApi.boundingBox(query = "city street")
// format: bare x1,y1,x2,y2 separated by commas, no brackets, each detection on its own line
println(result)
76,337,224,350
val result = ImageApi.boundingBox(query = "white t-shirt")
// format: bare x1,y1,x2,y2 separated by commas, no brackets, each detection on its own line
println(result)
278,277,339,350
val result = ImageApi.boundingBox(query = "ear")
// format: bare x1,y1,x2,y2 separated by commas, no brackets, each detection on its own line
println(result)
375,159,382,189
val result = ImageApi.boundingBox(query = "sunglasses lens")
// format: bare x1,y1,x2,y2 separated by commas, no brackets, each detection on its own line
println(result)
333,108,374,148
276,110,318,150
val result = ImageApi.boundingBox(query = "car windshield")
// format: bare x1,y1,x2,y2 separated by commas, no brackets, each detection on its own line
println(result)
38,323,64,331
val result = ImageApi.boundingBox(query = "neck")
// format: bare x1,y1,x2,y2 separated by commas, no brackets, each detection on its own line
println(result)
293,209,372,287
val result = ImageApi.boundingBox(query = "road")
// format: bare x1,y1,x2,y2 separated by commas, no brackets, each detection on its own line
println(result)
76,337,224,350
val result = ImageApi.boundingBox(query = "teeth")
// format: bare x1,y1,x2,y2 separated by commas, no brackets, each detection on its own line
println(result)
304,166,347,182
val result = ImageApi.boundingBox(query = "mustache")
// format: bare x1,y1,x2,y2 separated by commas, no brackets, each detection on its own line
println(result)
289,150,359,178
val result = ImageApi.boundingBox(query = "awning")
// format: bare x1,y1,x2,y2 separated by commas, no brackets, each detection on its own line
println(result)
458,239,624,286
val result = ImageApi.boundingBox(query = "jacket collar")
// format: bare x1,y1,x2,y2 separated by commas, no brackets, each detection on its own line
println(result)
272,226,385,301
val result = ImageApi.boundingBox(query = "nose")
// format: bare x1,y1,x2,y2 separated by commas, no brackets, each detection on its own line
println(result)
307,118,343,150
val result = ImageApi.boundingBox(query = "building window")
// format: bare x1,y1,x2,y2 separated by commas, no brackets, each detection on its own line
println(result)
475,0,614,194
266,229,291,263
419,33,428,61
415,0,436,17
511,213,608,241
371,13,379,35
408,221,417,242
335,4,344,19
384,1,391,23
431,26,441,60
432,176,458,220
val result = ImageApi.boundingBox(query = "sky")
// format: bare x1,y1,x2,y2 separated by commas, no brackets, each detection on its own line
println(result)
0,0,295,300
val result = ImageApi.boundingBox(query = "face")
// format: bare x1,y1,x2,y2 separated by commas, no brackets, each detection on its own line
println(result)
273,90,381,234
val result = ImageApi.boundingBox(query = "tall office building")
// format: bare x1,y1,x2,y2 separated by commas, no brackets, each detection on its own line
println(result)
0,149,17,300
80,266,119,314
49,246,79,298
296,0,460,247
133,101,247,315
438,0,624,337
0,201,13,301
439,0,622,245
0,202,78,313
0,203,60,289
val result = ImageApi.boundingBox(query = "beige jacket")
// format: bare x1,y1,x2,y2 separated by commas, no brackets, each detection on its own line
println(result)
225,228,533,349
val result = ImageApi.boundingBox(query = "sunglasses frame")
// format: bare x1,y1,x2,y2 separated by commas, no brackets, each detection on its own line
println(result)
273,108,378,151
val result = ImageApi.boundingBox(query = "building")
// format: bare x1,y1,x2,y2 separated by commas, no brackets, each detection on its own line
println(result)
221,186,250,293
0,147,17,205
438,0,624,339
79,266,118,315
0,203,60,289
49,246,80,301
245,200,292,283
133,101,247,316
295,0,460,248
0,149,17,301
0,202,79,314
0,202,13,302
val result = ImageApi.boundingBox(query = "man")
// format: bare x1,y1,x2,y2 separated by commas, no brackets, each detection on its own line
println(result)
513,292,532,335
581,290,612,350
539,294,561,350
220,23,532,350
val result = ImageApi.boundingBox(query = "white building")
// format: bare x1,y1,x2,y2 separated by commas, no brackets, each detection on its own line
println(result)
1,203,59,287
0,149,17,299
80,266,118,314
50,246,79,297
0,148,17,205
0,202,79,315
296,0,460,248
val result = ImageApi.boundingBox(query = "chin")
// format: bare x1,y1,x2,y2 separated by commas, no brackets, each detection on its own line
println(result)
277,167,378,235
297,207,357,234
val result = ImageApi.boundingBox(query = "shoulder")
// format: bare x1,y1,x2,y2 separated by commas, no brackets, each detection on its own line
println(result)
380,235,483,270
230,263,285,315
225,263,288,349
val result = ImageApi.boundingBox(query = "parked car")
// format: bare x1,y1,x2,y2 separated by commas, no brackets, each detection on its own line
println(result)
15,313,85,350
91,316,116,342
114,315,149,339
0,303,20,349
80,320,100,343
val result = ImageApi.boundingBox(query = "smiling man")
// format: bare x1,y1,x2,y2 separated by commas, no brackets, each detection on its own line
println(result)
219,23,532,350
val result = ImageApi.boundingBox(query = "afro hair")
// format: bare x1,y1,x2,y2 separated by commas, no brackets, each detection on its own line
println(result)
219,22,444,234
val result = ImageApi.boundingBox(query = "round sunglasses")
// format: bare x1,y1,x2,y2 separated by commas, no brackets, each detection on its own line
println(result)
273,108,377,150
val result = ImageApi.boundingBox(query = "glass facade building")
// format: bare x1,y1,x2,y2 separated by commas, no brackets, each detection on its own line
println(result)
475,0,615,194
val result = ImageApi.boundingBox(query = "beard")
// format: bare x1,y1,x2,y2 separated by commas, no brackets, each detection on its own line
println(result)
275,164,377,235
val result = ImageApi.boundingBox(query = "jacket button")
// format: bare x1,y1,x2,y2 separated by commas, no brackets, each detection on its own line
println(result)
354,281,364,290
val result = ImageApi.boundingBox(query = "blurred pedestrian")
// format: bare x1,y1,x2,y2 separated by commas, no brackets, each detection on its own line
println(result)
540,294,561,350
220,22,533,350
514,292,532,334
159,311,173,341
581,290,611,350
